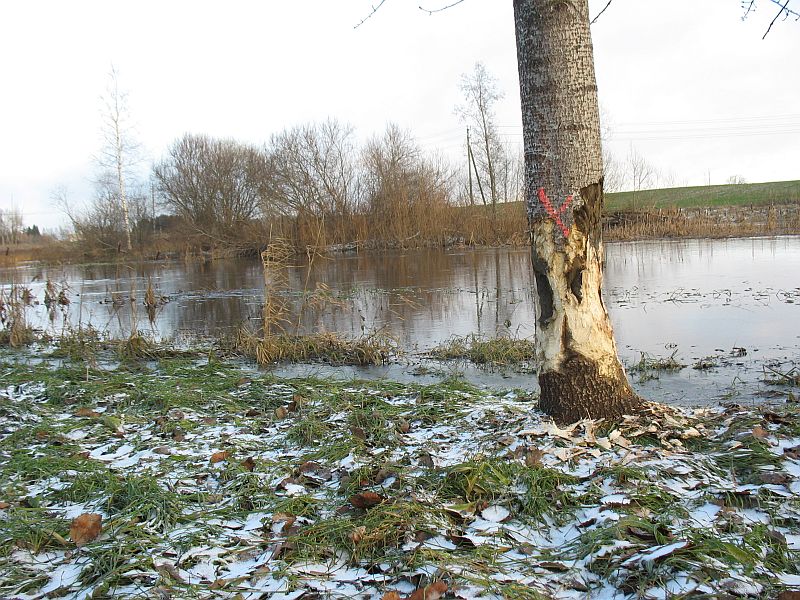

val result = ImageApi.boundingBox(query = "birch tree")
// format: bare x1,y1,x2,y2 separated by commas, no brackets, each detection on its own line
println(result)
97,66,138,251
457,63,504,212
514,0,641,423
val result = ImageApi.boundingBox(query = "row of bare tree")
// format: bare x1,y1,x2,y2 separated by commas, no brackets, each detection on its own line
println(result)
151,122,466,249
54,63,672,255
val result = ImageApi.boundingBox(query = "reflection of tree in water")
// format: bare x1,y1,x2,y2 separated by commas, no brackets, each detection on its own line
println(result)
274,248,536,348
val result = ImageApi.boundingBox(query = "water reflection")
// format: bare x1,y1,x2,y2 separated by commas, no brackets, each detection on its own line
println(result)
2,237,799,372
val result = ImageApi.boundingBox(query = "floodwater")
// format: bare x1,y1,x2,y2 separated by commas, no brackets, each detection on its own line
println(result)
2,236,799,405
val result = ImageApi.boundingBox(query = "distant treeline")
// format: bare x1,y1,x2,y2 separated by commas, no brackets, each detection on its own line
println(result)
52,117,800,259
63,120,527,256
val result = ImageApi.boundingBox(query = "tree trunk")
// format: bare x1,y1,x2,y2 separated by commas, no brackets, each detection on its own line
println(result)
513,0,641,423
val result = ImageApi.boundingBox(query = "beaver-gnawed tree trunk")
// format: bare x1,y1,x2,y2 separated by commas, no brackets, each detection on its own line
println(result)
513,0,642,423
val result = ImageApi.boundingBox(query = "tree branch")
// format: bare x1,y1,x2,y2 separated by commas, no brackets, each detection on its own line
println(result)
767,0,800,17
763,0,792,38
354,0,390,29
419,0,466,15
590,0,614,25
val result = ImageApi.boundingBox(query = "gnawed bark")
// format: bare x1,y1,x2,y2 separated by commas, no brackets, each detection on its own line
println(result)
514,0,641,423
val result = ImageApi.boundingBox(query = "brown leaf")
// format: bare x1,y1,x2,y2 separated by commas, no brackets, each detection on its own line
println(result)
778,593,800,600
350,426,367,440
275,406,289,420
525,447,544,467
349,525,366,544
397,418,411,433
210,450,231,464
155,562,186,583
153,446,172,455
75,407,101,418
408,581,448,600
236,377,252,387
751,425,770,439
538,561,569,572
784,445,800,460
69,513,102,547
171,429,185,442
202,417,217,425
0,501,10,509
381,593,402,600
299,461,332,481
759,472,789,485
245,408,261,417
349,491,384,509
241,456,256,471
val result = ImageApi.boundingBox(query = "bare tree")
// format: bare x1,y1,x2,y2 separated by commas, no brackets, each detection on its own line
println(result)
627,145,656,206
0,206,24,245
265,119,361,243
153,134,268,240
96,66,140,251
362,123,455,244
457,62,504,214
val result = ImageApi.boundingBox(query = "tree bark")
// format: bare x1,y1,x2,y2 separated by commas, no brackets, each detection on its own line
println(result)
513,0,641,423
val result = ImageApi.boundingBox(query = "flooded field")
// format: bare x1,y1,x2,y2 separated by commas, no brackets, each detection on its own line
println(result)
2,236,799,405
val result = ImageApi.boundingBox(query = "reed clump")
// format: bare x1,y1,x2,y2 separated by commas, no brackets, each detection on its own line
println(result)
428,334,536,367
0,285,36,347
237,330,396,366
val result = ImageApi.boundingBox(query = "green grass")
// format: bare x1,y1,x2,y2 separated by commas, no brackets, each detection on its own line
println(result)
605,180,800,211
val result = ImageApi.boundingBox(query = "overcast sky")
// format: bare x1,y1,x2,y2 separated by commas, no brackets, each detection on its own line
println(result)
1,0,798,231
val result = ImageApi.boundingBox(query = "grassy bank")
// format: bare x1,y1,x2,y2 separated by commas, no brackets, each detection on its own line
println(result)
1,347,799,599
605,180,800,211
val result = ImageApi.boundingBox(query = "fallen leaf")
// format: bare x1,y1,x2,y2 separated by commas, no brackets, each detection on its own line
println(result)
210,450,231,464
69,513,102,546
752,425,770,439
275,406,289,420
0,501,10,509
155,562,186,583
75,407,100,418
408,581,447,600
349,492,384,509
381,593,402,600
397,418,411,433
778,592,800,600
419,452,435,469
241,456,256,471
784,445,800,460
350,426,367,440
759,472,789,485
349,525,366,544
538,561,569,572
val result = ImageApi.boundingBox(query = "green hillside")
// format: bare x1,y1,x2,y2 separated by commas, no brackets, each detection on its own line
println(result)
605,180,800,211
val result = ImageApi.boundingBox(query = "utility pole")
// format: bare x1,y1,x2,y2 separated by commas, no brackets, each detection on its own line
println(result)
151,182,156,235
468,135,487,207
467,127,474,206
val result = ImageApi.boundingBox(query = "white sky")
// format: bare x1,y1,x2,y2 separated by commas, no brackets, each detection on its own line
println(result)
1,0,798,231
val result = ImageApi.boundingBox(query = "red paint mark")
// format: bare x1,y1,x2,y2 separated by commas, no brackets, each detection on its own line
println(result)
537,188,572,237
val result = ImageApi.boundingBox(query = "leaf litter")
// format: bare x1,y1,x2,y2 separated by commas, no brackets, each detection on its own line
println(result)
0,354,799,598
